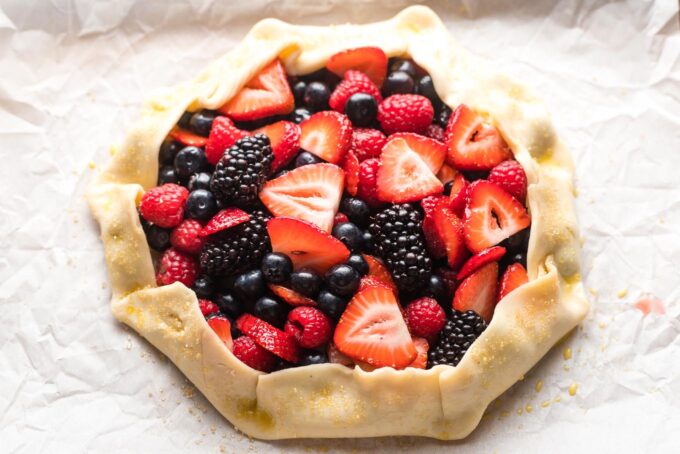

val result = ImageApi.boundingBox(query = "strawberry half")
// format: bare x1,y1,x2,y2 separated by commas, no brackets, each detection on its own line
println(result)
200,208,250,237
219,59,294,121
463,181,531,253
334,285,416,369
456,246,506,281
254,120,301,173
342,149,360,196
205,116,248,165
403,337,429,369
498,263,529,301
390,133,446,175
376,137,443,203
169,127,208,147
433,204,468,269
299,111,353,164
267,217,350,274
445,104,513,170
363,255,397,293
207,315,234,351
448,173,469,217
326,46,388,87
421,195,450,260
437,163,457,185
268,284,317,307
236,313,301,363
259,163,344,233
453,261,499,323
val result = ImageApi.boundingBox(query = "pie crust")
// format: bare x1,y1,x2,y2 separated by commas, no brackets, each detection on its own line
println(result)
87,6,588,440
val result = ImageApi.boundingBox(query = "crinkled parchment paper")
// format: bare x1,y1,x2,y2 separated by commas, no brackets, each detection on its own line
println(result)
1,0,679,452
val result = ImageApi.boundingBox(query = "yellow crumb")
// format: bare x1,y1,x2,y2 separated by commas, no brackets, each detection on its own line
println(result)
535,380,543,392
525,404,533,413
88,161,96,169
563,348,572,360
569,383,578,396
617,288,628,298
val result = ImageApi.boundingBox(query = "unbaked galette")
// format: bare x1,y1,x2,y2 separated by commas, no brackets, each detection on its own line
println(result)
88,6,588,440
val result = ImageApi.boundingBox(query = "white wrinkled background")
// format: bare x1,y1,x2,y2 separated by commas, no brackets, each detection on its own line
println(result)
1,0,679,452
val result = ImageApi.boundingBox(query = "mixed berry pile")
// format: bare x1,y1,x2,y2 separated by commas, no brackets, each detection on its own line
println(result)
138,47,532,372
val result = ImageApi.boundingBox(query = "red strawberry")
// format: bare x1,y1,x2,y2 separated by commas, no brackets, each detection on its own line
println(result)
433,204,468,269
334,285,416,368
268,284,317,307
389,133,446,174
351,128,386,161
488,160,528,203
254,120,301,173
168,127,207,147
259,163,344,233
299,111,353,164
357,158,383,207
267,217,350,274
326,46,388,86
498,263,529,301
421,195,450,260
219,59,294,121
358,275,392,293
463,181,531,253
342,149,360,196
448,173,469,217
156,248,198,287
333,212,349,225
236,314,301,363
363,255,397,293
436,163,457,185
205,116,247,165
139,183,188,228
404,337,429,369
445,104,513,170
170,219,205,254
377,94,434,135
376,137,443,203
329,70,383,113
405,297,446,338
285,307,333,349
198,299,219,316
207,315,234,350
453,262,499,323
456,246,506,281
328,342,354,367
426,124,446,142
232,335,276,372
200,208,250,237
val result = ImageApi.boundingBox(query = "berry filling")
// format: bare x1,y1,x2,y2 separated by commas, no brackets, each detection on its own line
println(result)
141,48,532,372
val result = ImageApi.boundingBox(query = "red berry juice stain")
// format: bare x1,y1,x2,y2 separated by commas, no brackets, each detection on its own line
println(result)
633,295,666,316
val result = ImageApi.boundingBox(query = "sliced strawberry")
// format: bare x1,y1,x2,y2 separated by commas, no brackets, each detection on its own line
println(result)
376,137,443,203
299,111,353,164
498,263,529,301
357,157,383,207
259,163,344,233
389,133,446,175
169,127,207,147
436,164,457,185
453,262,499,323
334,285,416,369
448,173,469,217
456,246,506,281
207,315,233,350
421,195,450,260
363,255,397,293
268,284,317,307
403,337,428,369
358,275,393,293
219,59,294,121
445,104,513,170
463,181,531,253
254,120,301,173
326,46,388,87
205,116,248,165
236,313,301,363
267,217,350,274
342,149,360,196
433,204,468,269
200,208,250,237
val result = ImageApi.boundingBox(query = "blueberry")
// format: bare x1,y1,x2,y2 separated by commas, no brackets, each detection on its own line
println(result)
346,254,369,276
177,111,193,129
292,80,307,105
145,225,171,251
506,252,527,269
174,146,209,179
299,351,328,366
303,81,330,111
193,275,215,299
159,141,182,165
290,107,312,124
389,58,417,78
253,296,288,327
340,197,370,227
382,70,414,96
189,110,216,137
415,76,443,111
295,151,323,167
233,270,266,302
426,274,450,307
214,293,242,318
332,222,364,252
501,228,530,255
464,170,489,182
188,172,212,191
345,93,378,127
443,181,454,196
437,105,452,128
290,268,322,298
324,264,360,297
185,189,217,221
316,290,348,320
158,166,179,185
261,252,293,284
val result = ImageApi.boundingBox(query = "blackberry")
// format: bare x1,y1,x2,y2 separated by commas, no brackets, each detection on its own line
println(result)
368,203,432,292
199,210,271,277
210,134,273,207
427,310,487,368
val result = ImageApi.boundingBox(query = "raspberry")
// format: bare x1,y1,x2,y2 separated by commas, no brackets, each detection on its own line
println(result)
377,94,434,135
488,160,528,203
284,307,332,349
426,124,446,142
329,70,383,113
205,116,248,165
405,297,446,338
334,212,349,225
156,247,198,287
139,183,188,228
170,219,205,255
232,336,276,372
357,158,382,208
198,299,219,316
351,128,386,161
